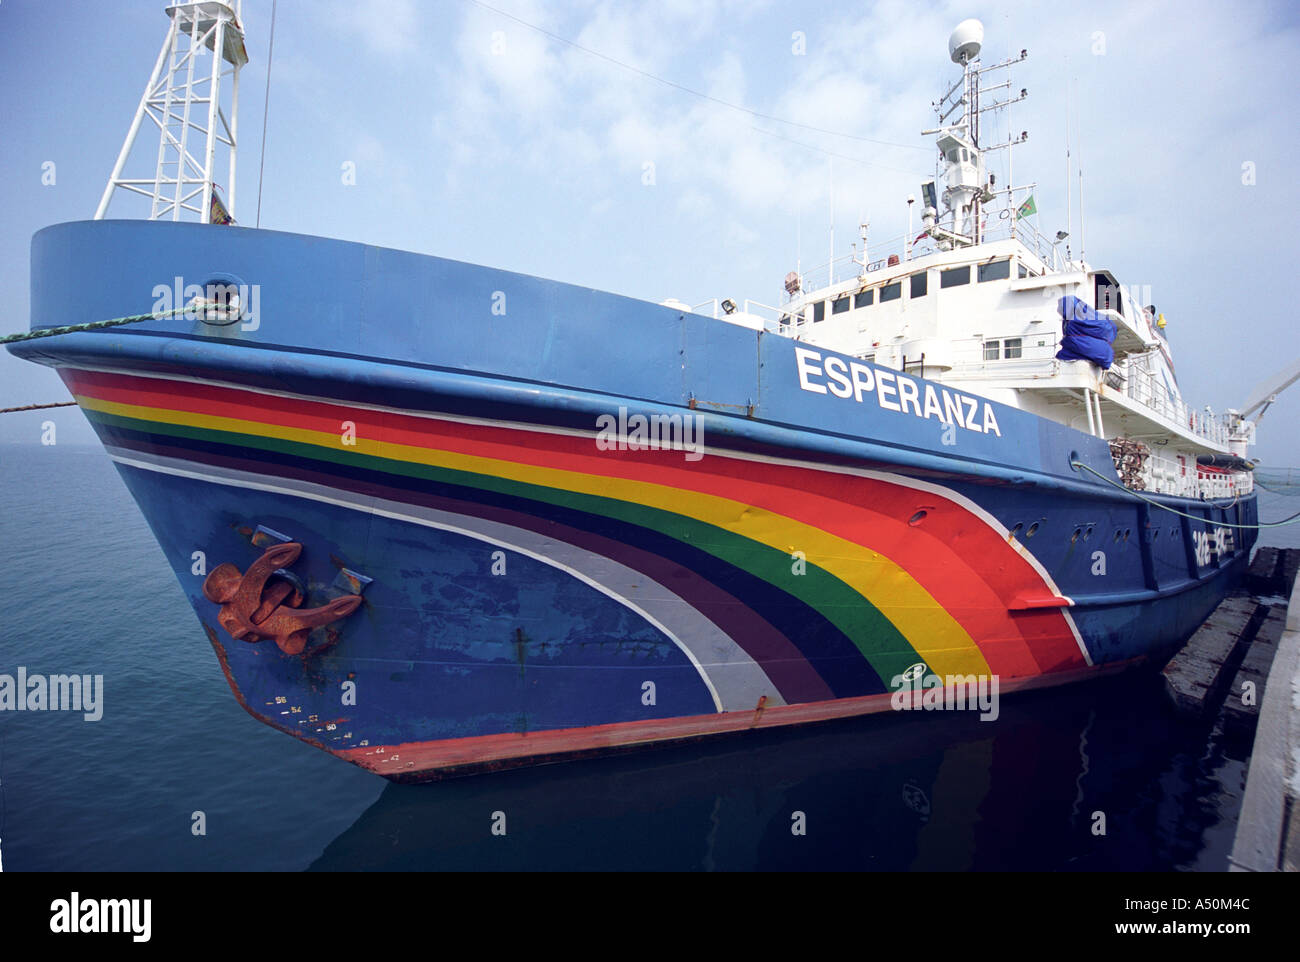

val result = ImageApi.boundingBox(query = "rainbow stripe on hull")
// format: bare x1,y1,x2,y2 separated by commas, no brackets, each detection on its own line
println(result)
66,366,1097,776
9,220,1255,779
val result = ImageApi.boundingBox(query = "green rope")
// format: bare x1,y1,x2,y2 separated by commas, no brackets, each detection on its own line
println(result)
1071,460,1300,529
0,302,203,346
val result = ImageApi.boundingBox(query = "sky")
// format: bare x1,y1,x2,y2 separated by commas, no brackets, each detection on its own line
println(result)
1,0,1298,465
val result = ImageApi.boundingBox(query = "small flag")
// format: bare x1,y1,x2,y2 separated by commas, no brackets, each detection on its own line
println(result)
209,190,234,225
1016,195,1037,220
914,231,930,243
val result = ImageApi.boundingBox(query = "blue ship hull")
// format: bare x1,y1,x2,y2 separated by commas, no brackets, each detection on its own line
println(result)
9,220,1255,779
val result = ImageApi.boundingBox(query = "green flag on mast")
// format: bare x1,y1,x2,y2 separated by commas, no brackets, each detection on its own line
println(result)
1016,195,1037,220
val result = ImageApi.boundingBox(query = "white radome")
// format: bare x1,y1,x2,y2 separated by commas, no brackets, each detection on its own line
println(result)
948,19,984,64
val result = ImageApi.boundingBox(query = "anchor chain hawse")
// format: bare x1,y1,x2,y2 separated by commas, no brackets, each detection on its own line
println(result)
202,542,363,655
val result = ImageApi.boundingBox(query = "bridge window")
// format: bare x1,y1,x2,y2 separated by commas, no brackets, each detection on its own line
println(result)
1096,277,1123,313
880,282,902,303
978,259,1011,282
854,289,874,309
982,338,1023,360
941,266,971,288
813,301,825,323
910,272,928,298
832,295,851,315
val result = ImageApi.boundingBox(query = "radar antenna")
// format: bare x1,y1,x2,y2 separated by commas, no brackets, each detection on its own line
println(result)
921,20,1030,250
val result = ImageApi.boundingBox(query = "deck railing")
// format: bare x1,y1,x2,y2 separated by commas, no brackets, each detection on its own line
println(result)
1123,358,1231,447
941,336,1060,376
786,219,1066,299
941,340,1232,449
1134,449,1253,499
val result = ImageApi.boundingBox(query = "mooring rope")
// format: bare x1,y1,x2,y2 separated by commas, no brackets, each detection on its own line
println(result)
0,302,204,347
0,402,77,414
0,301,222,415
1071,459,1300,529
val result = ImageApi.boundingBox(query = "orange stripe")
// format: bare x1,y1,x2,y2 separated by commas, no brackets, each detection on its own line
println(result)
66,368,1085,676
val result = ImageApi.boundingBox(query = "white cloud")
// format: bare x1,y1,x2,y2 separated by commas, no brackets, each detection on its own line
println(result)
228,0,1300,461
326,0,419,56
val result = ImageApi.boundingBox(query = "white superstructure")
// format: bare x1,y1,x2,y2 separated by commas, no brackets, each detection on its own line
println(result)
701,20,1257,501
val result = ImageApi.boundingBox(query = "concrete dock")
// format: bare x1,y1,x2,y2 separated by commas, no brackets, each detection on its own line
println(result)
1230,551,1300,872
1162,595,1267,718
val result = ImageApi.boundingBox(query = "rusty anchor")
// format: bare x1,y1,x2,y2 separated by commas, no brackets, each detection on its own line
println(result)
202,542,363,655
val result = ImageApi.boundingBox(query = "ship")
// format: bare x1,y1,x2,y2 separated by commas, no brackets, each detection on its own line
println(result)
8,7,1266,780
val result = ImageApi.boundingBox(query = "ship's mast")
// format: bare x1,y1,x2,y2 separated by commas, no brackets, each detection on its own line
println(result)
94,2,249,223
921,20,1029,251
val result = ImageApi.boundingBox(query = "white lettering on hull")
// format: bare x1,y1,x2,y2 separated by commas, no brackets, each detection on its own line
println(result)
794,348,1001,438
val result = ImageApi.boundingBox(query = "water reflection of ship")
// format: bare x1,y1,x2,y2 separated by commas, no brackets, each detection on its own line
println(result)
308,673,1234,871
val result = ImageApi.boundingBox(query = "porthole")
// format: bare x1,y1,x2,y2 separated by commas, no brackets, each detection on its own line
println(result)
1026,522,1040,538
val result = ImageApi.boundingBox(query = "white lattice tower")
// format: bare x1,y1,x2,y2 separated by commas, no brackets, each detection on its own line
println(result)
94,2,249,223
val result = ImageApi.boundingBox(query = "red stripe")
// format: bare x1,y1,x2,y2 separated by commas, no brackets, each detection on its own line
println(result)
334,658,1136,780
67,369,1086,674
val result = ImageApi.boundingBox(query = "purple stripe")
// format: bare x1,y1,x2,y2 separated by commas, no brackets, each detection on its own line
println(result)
107,434,836,703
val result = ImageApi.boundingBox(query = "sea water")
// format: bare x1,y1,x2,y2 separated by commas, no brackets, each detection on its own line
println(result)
0,443,1294,871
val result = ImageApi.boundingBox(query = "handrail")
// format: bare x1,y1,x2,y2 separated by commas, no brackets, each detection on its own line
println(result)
788,217,1064,298
1113,445,1253,498
1122,357,1229,446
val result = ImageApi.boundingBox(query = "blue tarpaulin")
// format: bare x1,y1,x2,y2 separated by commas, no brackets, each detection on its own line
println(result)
1056,295,1117,368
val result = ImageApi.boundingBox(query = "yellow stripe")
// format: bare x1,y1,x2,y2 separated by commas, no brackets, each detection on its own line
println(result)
80,394,990,675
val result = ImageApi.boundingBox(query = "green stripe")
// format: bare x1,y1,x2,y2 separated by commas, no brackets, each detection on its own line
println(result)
92,409,927,681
